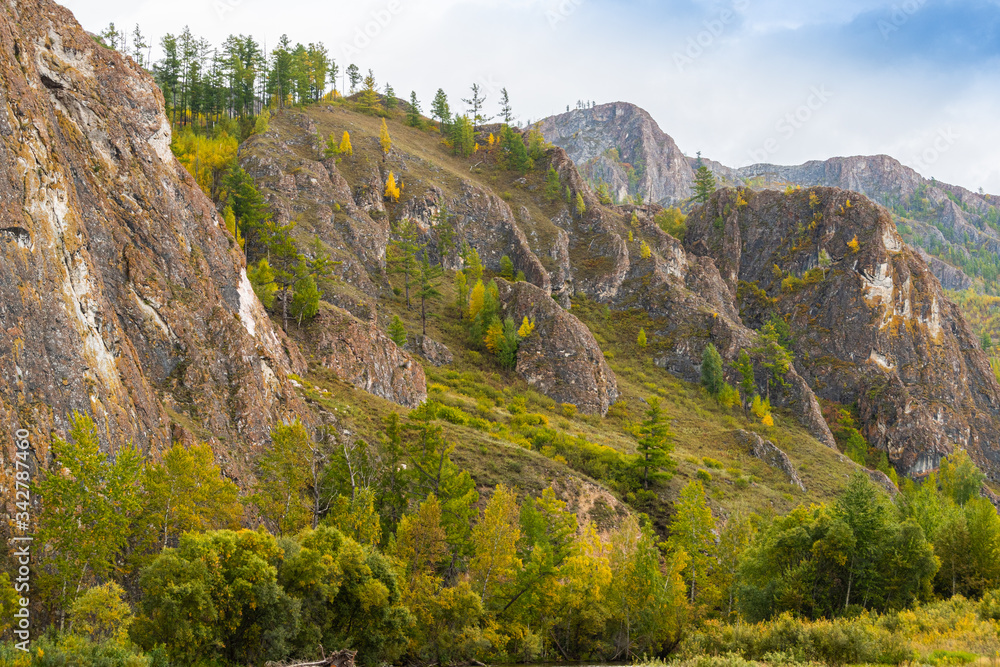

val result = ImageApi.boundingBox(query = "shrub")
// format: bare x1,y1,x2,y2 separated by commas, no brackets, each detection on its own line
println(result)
703,457,724,469
560,403,578,419
697,469,713,482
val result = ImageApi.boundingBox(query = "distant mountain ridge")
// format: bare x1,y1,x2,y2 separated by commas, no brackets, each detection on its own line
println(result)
539,102,1000,295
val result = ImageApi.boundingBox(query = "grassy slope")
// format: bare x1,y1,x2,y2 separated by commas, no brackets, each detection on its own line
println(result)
264,101,858,529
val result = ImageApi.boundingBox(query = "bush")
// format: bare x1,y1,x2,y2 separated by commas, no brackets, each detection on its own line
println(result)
703,457,724,469
697,469,713,482
560,403,578,419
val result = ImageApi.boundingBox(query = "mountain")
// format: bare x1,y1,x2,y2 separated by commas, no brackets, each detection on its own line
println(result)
539,103,1000,297
0,0,306,476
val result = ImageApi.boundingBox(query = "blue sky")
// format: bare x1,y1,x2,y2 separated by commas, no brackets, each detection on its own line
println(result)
61,0,1000,193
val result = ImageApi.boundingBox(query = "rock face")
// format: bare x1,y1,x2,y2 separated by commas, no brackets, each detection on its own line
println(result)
538,103,695,205
0,0,303,469
736,430,806,491
686,187,1000,477
407,335,453,367
294,304,427,408
496,281,619,416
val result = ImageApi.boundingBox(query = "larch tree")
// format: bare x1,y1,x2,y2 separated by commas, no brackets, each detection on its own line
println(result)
666,480,718,605
470,484,522,609
379,117,392,157
633,398,676,490
387,219,420,308
346,63,360,92
339,130,353,156
416,256,443,335
462,82,491,130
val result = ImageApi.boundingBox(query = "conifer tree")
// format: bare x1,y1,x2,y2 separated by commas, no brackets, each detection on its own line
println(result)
387,219,419,308
701,343,725,397
388,315,407,347
544,167,562,201
339,130,353,156
666,480,718,605
462,82,491,131
499,255,514,279
431,88,451,128
633,398,676,489
406,91,422,127
734,349,755,410
359,69,379,112
499,87,514,124
324,133,339,158
416,256,443,335
638,327,647,348
384,83,397,112
499,125,532,173
575,192,587,217
346,63,360,92
454,270,468,315
384,171,401,202
693,164,717,204
450,115,475,157
379,118,392,157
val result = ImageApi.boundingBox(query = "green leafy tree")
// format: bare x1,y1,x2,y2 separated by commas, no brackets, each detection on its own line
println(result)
575,192,586,217
544,167,562,201
249,259,278,308
734,349,755,410
499,255,514,279
69,582,133,644
36,413,143,626
637,327,647,348
701,343,725,397
499,124,532,173
633,398,676,489
470,484,522,609
290,273,322,325
251,420,314,535
666,480,718,606
224,163,271,260
450,114,475,157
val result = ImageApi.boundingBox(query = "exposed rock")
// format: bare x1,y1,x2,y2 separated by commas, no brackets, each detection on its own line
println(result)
736,430,806,491
496,281,618,416
916,248,974,291
686,187,1000,477
865,469,899,498
538,102,695,205
292,304,426,408
0,0,304,476
407,335,453,367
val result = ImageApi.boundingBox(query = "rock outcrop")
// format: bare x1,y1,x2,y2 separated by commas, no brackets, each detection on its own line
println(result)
407,335,453,367
293,304,427,408
736,430,806,491
0,0,303,470
496,281,618,416
686,187,1000,477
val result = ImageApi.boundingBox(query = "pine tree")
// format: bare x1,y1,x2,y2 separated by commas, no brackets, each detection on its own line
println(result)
734,349,755,410
346,63,361,92
358,69,379,112
324,133,339,158
450,115,475,157
633,398,676,489
693,164,716,204
499,125,532,173
499,87,514,124
544,167,562,201
499,255,514,279
406,91,422,127
388,315,407,347
462,82,491,131
383,83,397,112
431,88,451,128
379,118,392,157
464,246,484,284
701,343,725,397
290,274,321,326
637,328,647,348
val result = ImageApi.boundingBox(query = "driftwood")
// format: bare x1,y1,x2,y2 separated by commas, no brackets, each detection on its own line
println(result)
266,648,356,667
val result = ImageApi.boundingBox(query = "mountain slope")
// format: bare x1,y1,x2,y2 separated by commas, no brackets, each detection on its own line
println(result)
0,0,303,474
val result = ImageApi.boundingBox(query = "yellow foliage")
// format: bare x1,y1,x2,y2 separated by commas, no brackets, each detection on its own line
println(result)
171,129,238,201
848,235,860,252
473,142,480,153
628,230,634,242
339,131,353,156
484,320,504,353
468,280,485,320
379,118,392,154
762,413,774,427
809,191,820,209
735,188,748,209
488,133,495,146
384,171,401,202
517,316,535,338
640,240,652,259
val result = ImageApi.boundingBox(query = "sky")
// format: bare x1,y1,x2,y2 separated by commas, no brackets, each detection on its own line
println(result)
60,0,1000,194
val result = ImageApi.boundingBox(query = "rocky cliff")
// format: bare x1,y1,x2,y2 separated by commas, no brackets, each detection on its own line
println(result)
685,187,1000,476
0,0,304,473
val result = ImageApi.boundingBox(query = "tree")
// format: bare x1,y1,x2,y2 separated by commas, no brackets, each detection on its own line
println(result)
633,398,676,489
450,114,475,157
454,270,469,316
384,171,401,202
416,256,443,335
666,480,718,605
818,248,833,278
544,167,562,201
406,91,423,127
499,124,532,173
264,220,333,330
431,88,451,128
499,87,514,124
499,255,514,279
734,349,755,409
701,343,725,397
137,442,241,554
347,63,361,92
464,246,484,284
359,69,379,112
637,328,647,348
339,130,353,156
249,259,278,309
130,24,148,66
69,582,133,644
575,192,587,217
324,132,339,158
379,117,392,157
387,219,419,308
290,273,322,325
640,240,652,259
388,315,408,347
384,82,397,112
693,164,716,204
435,206,457,267
714,512,757,617
251,420,314,535
470,485,522,608
224,164,271,260
36,413,143,627
462,82,490,130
